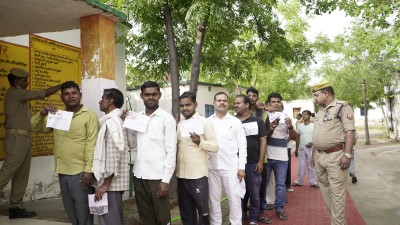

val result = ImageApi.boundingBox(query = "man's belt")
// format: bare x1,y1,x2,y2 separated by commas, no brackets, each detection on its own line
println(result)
317,145,343,154
7,129,32,137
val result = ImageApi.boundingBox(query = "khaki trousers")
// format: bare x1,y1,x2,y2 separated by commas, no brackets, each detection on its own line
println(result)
315,150,348,225
0,132,32,208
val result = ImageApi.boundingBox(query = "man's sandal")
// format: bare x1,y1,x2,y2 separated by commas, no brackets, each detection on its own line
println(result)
276,211,288,220
266,204,274,210
258,216,272,224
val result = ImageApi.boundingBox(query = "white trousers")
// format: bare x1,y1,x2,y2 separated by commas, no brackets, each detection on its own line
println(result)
208,169,242,225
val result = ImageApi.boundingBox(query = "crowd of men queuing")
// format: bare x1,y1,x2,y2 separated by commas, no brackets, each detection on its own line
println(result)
0,68,356,225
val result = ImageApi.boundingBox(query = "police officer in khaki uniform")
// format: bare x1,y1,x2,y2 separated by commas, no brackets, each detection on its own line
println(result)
311,81,355,225
0,68,61,219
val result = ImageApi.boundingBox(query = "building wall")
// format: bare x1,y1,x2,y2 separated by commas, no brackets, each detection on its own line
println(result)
128,84,233,117
0,27,126,201
283,99,384,127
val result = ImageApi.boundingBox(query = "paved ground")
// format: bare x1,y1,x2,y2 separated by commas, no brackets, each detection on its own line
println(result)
0,126,399,225
347,127,400,225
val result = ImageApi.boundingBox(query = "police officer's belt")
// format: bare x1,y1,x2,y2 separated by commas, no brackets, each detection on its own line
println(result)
317,145,343,154
7,129,32,137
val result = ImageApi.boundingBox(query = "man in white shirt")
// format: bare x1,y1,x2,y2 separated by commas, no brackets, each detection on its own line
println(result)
207,92,247,225
129,81,177,225
177,91,218,225
265,93,297,220
294,110,318,187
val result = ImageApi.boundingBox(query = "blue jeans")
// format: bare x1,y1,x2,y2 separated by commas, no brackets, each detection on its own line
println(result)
242,163,262,222
266,159,288,212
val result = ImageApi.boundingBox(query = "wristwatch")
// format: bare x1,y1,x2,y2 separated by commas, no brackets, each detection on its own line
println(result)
344,152,352,159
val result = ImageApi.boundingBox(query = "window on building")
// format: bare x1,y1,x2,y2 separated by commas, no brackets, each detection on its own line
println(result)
293,107,301,118
205,104,214,118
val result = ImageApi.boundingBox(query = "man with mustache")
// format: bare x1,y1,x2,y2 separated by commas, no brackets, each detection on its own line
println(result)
176,91,218,225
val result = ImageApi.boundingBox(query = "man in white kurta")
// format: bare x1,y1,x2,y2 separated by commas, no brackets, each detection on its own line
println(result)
208,92,247,225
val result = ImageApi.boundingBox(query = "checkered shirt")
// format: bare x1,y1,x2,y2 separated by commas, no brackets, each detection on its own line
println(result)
103,127,130,191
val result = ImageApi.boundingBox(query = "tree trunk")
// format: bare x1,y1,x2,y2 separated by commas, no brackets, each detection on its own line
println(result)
377,97,389,129
362,79,371,145
162,3,179,200
189,22,206,95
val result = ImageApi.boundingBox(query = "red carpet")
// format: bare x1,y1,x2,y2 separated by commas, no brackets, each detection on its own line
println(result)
245,156,366,225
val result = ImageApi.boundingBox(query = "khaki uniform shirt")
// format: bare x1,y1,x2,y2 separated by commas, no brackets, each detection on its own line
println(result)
312,98,355,150
177,112,218,179
4,87,45,131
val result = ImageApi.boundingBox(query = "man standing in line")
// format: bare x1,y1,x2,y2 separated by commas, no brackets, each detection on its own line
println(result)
0,68,62,219
33,81,99,225
128,81,177,225
207,92,247,225
246,87,271,223
293,110,318,188
234,95,268,225
92,88,133,225
311,81,355,225
246,87,266,120
265,92,297,220
176,91,218,224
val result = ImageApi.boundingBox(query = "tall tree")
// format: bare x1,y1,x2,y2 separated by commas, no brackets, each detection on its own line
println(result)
314,21,400,131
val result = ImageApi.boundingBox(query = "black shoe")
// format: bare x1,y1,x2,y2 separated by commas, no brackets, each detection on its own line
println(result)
352,176,358,183
9,207,37,219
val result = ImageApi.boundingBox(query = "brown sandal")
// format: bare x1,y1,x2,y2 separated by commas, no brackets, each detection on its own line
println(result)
276,211,288,220
258,216,272,224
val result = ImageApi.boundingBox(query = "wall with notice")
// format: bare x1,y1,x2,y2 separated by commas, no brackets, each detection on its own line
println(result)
0,27,126,201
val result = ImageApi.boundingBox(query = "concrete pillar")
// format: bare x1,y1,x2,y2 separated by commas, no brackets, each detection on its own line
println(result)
80,14,115,79
80,15,116,117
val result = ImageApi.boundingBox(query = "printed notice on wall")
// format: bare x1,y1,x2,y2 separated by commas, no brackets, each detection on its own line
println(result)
0,41,29,160
30,34,81,157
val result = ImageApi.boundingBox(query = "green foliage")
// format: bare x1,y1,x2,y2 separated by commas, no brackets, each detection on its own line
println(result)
300,0,400,29
314,21,400,108
102,0,313,97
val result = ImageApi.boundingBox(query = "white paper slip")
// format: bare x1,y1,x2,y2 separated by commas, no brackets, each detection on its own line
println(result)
123,112,150,133
268,112,288,124
46,110,73,131
88,193,109,215
179,119,204,137
242,121,258,136
268,112,282,123
234,180,246,198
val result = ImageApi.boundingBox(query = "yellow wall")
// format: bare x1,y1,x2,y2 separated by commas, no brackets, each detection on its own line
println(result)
0,35,81,160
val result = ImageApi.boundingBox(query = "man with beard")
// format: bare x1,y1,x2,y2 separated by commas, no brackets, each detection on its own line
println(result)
176,91,218,225
33,81,99,225
235,95,268,225
127,81,177,225
207,92,247,225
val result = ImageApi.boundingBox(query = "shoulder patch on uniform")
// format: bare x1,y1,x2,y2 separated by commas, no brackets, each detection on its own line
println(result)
347,113,354,120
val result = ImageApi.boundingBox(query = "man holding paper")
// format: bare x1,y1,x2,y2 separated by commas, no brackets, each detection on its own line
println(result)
265,92,297,220
0,68,62,219
207,92,247,225
91,88,132,225
176,91,218,225
124,81,177,225
32,81,99,225
234,95,268,225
